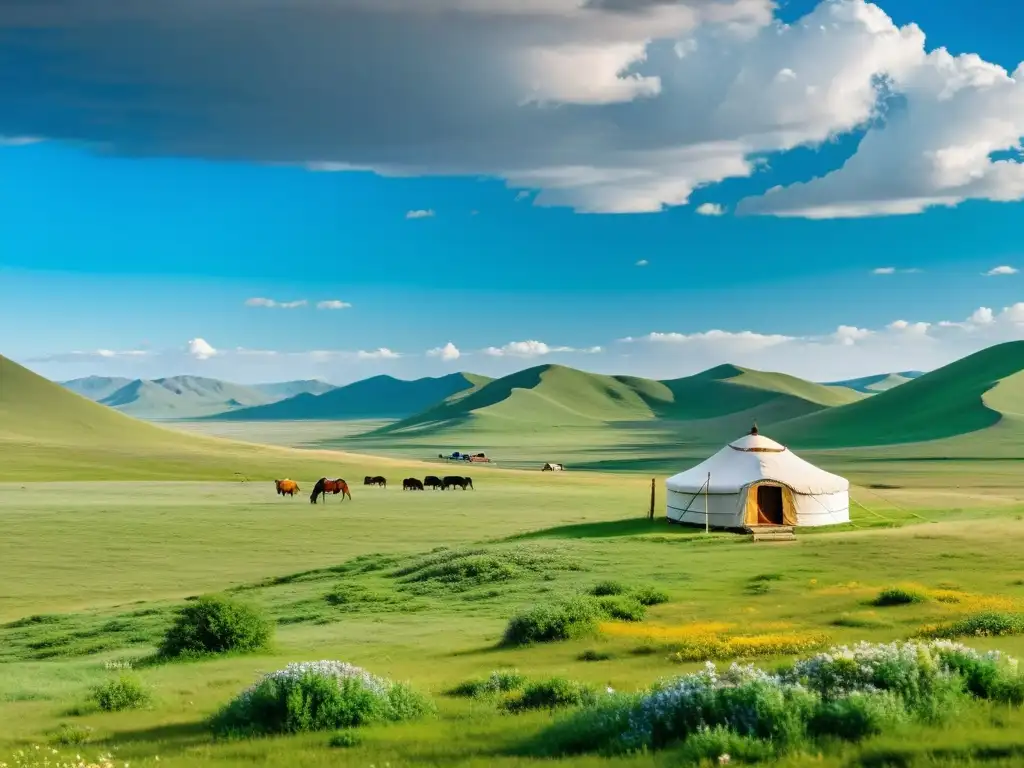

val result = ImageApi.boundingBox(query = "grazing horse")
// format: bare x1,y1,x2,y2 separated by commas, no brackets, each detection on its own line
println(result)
275,479,300,496
310,477,351,504
442,475,474,490
423,475,443,490
363,475,387,488
403,478,425,491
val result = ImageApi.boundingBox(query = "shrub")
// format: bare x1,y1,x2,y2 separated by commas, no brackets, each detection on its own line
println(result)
597,596,646,622
50,723,94,746
503,598,603,646
159,594,272,658
632,585,670,606
675,726,778,764
578,649,613,662
91,674,151,712
807,691,905,741
212,661,433,736
589,580,627,597
871,587,927,607
504,677,599,713
448,669,527,698
328,729,361,748
923,612,1024,639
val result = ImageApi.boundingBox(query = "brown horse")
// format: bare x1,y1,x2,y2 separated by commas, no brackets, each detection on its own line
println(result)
275,479,300,496
310,477,351,504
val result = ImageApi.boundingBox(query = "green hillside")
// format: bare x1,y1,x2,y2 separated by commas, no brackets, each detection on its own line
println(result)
0,356,392,480
373,363,863,436
774,341,1024,448
824,371,924,394
210,372,490,421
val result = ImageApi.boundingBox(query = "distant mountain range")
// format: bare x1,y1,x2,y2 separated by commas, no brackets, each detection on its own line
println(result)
823,371,926,394
207,373,491,421
16,341,1024,453
61,375,336,419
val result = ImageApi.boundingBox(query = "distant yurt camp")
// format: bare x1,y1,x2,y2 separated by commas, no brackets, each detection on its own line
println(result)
665,426,850,529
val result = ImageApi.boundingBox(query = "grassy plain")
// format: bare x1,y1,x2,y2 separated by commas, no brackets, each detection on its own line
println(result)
4,441,1024,767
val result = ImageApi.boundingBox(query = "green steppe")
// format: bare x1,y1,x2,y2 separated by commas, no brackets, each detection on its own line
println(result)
4,345,1024,767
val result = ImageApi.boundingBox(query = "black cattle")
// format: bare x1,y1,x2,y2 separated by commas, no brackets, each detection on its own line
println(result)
363,475,387,487
442,475,474,490
423,475,443,490
403,478,425,491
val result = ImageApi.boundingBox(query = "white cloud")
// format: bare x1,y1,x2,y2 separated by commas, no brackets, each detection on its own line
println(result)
187,338,217,360
405,209,435,219
316,300,352,310
985,265,1018,276
356,348,400,360
245,297,308,309
482,340,600,358
9,0,1024,217
695,203,725,216
872,267,896,274
427,342,462,361
636,259,649,266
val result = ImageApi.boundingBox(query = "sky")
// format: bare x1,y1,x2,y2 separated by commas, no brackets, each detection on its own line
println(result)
2,0,1024,385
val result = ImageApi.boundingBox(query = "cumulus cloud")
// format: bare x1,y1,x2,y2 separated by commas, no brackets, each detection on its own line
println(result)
316,300,352,310
245,297,308,309
357,348,400,360
6,0,1024,217
405,209,436,219
187,338,217,360
482,340,601,358
695,203,725,216
427,342,462,361
985,265,1018,276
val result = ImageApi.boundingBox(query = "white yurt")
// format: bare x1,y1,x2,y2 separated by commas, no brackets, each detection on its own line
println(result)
665,426,850,529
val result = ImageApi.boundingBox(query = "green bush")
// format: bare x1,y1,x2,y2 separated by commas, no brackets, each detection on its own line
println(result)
588,580,627,597
872,587,927,607
448,669,527,698
328,729,361,748
91,674,151,712
807,691,904,741
159,594,272,658
578,649,613,662
503,598,603,646
597,596,646,622
676,726,777,764
504,677,598,713
211,661,433,736
50,724,94,746
631,586,670,606
925,612,1024,639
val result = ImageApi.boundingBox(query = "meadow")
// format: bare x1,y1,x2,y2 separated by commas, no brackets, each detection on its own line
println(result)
4,424,1024,767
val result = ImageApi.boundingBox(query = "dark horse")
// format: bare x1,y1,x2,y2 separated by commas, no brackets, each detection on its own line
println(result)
403,478,425,491
442,475,474,490
310,477,351,503
423,475,443,490
363,475,387,488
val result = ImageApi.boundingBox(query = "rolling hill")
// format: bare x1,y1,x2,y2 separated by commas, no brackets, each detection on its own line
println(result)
61,375,134,401
251,379,336,400
371,363,864,437
0,355,407,480
824,371,925,394
773,341,1024,448
208,372,491,421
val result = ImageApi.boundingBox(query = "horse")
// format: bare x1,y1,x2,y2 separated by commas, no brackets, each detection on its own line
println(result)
310,477,351,504
423,475,443,490
403,478,425,491
363,475,387,488
275,479,300,496
442,475,474,490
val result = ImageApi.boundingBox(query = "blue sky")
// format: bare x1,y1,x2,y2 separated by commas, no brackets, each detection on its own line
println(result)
2,0,1023,384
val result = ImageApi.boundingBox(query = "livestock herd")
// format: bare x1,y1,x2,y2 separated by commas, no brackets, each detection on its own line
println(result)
273,473,474,502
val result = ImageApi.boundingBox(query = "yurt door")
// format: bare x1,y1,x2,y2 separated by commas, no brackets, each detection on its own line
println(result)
756,485,785,525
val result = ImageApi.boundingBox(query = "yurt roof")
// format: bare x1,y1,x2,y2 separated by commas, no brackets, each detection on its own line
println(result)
665,426,848,495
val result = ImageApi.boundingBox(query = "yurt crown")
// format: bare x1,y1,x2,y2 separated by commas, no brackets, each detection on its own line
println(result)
750,422,758,435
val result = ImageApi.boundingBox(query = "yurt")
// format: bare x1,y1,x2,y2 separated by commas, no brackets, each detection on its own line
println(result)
665,426,849,529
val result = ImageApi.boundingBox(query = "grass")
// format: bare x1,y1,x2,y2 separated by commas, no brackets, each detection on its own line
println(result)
6,381,1024,765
